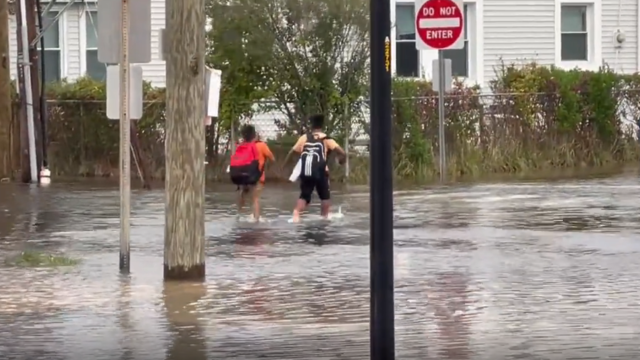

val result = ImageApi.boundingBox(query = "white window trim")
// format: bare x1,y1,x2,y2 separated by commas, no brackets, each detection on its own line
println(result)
37,8,68,80
79,6,101,77
637,1,640,72
554,0,602,71
391,0,484,86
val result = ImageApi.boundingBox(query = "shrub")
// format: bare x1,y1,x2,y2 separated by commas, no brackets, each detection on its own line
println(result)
33,64,640,183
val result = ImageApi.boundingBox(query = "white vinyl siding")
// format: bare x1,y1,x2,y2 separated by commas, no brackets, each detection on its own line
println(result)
483,0,555,86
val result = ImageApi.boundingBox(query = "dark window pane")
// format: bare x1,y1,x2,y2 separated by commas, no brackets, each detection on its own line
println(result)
396,41,419,77
395,5,415,40
441,41,468,77
463,5,468,38
41,11,59,48
561,6,587,32
86,50,107,81
38,49,61,83
86,11,98,48
561,33,587,61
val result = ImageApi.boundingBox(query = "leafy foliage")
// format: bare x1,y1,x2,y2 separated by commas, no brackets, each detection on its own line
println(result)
207,0,370,138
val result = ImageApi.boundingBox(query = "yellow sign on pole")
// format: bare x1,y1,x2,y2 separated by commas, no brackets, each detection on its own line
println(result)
384,36,391,73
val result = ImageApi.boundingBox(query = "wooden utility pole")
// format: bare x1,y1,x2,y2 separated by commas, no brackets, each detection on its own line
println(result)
163,0,206,281
0,0,12,179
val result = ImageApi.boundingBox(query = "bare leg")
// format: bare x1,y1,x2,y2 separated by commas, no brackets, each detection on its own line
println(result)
320,200,331,218
292,199,307,223
252,183,264,221
319,175,331,219
237,187,249,215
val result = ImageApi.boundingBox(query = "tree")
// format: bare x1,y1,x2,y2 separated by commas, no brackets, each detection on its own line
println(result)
206,0,370,139
206,1,274,144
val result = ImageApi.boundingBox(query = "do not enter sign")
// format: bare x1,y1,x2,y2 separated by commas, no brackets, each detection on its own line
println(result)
415,0,464,50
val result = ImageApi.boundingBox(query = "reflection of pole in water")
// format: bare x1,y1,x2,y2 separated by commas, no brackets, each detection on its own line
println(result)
163,282,207,360
235,230,274,319
431,272,472,360
117,276,134,360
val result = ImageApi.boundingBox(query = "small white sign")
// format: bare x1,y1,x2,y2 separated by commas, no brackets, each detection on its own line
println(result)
206,67,222,117
106,65,144,120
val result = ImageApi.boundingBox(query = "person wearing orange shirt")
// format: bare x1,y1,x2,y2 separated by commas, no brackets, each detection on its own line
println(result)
234,125,275,221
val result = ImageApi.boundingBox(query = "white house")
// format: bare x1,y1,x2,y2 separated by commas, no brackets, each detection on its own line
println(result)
7,0,640,88
396,0,639,86
7,0,167,87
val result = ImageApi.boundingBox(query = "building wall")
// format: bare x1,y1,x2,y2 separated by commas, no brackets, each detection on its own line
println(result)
601,0,638,73
392,0,640,87
8,0,638,89
483,0,555,85
7,0,167,87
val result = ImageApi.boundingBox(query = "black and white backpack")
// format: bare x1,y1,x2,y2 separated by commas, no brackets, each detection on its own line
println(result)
300,132,328,179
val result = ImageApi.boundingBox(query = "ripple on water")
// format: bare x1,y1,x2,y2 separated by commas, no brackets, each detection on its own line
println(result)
1,176,640,359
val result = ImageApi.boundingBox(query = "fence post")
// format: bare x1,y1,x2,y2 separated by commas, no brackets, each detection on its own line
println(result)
343,101,350,180
230,118,236,153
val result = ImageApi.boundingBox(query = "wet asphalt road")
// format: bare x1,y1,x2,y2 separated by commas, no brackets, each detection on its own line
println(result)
1,172,640,359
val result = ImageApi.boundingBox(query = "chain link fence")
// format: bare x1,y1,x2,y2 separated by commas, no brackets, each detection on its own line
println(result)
8,92,639,178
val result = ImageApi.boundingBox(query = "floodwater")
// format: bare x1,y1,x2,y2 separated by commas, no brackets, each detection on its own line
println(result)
2,171,640,359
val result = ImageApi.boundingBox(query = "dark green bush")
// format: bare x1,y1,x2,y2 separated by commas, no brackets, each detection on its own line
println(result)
34,65,640,182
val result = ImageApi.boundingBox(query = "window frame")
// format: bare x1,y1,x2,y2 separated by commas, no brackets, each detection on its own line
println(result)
82,9,107,81
391,0,479,84
560,5,589,61
554,0,601,71
394,3,421,77
440,4,469,78
36,10,63,83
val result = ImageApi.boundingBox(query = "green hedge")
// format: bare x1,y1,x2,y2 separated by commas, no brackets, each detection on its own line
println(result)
40,64,640,182
385,63,640,182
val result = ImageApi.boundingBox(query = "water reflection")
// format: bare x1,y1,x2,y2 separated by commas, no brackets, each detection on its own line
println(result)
163,282,207,360
300,223,329,245
430,272,472,360
117,276,134,360
1,173,640,358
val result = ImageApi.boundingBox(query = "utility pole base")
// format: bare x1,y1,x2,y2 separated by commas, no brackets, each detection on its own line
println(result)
164,263,205,281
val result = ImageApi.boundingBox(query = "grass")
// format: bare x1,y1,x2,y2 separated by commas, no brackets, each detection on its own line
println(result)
5,250,80,268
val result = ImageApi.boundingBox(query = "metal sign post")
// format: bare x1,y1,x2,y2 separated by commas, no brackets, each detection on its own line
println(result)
415,0,464,182
370,0,395,359
97,0,151,273
433,56,452,182
119,0,131,273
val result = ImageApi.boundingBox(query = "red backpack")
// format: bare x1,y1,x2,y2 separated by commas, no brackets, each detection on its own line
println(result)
229,141,261,185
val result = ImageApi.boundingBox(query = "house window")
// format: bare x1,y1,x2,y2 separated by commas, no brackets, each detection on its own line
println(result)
441,5,468,77
37,11,61,83
395,4,419,77
560,5,588,61
394,4,469,78
85,11,106,81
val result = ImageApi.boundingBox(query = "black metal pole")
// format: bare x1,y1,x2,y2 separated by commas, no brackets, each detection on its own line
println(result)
369,0,394,357
35,0,47,168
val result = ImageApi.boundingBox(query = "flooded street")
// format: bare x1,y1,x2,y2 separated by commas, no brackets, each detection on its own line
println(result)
2,172,640,359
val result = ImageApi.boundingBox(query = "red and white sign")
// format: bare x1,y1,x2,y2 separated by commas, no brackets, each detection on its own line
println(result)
415,0,464,50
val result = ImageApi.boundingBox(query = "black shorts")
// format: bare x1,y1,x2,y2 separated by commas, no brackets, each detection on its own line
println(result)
299,173,330,204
